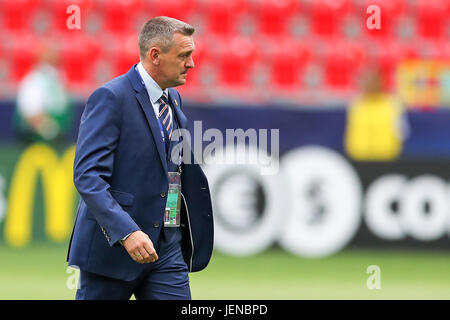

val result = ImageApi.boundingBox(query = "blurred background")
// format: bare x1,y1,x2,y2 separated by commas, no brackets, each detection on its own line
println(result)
0,0,450,299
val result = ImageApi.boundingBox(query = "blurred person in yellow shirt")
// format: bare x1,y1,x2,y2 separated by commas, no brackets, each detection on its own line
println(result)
345,69,409,161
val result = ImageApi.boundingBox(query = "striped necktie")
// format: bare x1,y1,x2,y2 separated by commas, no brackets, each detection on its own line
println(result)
158,92,173,140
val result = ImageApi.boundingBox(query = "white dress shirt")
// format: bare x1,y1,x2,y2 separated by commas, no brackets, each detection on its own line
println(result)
136,62,173,122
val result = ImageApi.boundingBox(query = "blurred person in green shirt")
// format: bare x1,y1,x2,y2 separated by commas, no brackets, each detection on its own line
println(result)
14,43,73,143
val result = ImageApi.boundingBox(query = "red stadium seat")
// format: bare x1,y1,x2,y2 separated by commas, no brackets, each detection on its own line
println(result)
151,0,197,22
361,0,406,40
310,0,351,38
201,0,249,37
263,37,312,91
254,0,299,37
215,36,258,90
7,34,39,83
46,0,95,33
112,34,140,77
322,40,367,90
101,0,145,35
60,33,102,86
416,0,449,40
0,0,40,33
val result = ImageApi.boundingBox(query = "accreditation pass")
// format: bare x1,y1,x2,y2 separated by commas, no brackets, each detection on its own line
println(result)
164,171,181,227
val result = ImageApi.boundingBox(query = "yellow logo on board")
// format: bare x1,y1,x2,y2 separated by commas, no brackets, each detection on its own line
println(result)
4,144,76,247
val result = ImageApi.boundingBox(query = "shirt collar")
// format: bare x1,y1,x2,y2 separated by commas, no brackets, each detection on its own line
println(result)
136,62,168,104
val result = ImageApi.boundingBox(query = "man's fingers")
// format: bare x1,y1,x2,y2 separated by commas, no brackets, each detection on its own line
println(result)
123,231,158,263
133,251,144,263
138,247,151,263
143,241,158,262
131,244,153,264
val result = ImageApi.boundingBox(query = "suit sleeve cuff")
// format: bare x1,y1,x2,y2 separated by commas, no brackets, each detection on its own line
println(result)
119,233,132,246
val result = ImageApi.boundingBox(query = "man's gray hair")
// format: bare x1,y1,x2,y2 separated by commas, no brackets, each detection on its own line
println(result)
139,16,195,59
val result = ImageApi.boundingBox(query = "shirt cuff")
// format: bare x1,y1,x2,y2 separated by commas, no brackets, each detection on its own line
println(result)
119,233,132,246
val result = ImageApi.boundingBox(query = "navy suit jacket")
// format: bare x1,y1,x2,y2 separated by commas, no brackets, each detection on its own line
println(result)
67,65,214,281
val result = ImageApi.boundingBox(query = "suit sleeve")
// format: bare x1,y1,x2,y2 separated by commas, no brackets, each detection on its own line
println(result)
73,87,140,247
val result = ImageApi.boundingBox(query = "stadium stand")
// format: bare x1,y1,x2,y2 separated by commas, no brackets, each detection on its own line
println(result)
0,0,448,105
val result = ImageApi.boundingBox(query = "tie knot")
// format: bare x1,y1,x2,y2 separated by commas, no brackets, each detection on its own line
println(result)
159,92,169,105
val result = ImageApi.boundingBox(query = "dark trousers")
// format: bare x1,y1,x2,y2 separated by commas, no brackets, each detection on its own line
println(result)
75,227,190,300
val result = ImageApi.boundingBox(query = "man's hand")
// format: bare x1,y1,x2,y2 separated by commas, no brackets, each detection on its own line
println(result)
122,231,158,264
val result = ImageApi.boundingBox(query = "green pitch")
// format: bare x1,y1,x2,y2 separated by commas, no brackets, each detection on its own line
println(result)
0,243,450,299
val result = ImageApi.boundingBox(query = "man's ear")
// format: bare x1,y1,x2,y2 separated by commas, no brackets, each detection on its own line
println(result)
148,47,161,65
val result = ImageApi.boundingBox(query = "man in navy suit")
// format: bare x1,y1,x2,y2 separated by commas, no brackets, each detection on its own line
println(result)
67,16,214,300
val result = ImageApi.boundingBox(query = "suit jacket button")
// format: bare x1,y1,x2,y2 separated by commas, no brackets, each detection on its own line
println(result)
153,222,160,228
160,192,166,197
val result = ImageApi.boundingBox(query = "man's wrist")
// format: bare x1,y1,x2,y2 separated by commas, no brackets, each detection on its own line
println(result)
119,233,132,246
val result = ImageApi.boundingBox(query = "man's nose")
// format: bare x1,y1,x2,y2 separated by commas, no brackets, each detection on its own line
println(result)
186,56,194,69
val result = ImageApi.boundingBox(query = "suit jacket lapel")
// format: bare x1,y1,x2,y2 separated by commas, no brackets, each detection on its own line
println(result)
128,66,168,174
168,88,188,130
